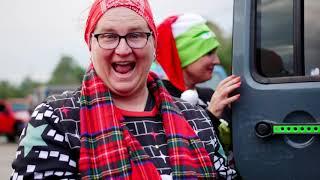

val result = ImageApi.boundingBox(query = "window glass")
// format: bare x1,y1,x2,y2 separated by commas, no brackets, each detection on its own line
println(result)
256,0,294,77
304,0,320,76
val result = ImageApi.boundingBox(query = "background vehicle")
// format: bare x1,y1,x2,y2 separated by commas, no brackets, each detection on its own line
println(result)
0,100,29,142
232,0,320,179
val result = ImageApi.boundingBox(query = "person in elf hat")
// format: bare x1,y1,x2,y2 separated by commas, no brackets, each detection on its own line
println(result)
157,14,241,151
11,1,237,179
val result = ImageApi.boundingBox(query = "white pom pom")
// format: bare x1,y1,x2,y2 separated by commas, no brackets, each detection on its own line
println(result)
180,89,199,105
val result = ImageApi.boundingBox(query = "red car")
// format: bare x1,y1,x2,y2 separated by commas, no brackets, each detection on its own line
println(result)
0,100,30,142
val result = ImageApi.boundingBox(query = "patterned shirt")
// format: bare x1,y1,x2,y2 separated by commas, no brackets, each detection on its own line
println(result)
121,94,171,176
11,90,237,180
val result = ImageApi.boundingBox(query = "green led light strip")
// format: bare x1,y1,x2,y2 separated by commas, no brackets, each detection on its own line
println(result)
273,125,320,134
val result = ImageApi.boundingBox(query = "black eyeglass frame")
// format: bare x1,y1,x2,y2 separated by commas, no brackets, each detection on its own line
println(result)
92,32,153,50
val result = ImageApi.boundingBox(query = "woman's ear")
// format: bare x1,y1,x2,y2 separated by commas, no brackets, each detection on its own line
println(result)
151,36,157,50
89,38,92,51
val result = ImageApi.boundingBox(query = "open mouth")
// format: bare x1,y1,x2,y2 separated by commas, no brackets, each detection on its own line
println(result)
207,66,214,72
112,61,136,74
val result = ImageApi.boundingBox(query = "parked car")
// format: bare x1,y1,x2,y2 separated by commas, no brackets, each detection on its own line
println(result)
0,100,30,142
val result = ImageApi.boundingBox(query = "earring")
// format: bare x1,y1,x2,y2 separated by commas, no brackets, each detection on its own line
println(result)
153,52,156,60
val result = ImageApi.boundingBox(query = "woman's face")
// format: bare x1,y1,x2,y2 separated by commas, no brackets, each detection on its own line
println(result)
183,50,220,88
90,7,155,97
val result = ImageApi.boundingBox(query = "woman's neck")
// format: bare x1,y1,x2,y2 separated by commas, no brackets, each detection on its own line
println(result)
184,82,196,90
183,72,196,89
112,87,149,112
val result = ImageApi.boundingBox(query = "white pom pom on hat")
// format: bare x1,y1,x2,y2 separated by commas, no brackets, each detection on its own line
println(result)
180,89,199,106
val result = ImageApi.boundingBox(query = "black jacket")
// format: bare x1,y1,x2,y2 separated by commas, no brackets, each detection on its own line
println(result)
11,88,237,179
162,80,232,129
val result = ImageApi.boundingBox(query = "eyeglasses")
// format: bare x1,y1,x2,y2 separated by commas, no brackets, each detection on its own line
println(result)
92,32,152,50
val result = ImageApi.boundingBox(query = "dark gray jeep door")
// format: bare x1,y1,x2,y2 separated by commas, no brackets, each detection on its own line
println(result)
232,0,320,179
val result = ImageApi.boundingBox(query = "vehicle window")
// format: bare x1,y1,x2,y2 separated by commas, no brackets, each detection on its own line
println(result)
255,0,320,79
256,0,294,77
304,0,320,76
11,103,28,112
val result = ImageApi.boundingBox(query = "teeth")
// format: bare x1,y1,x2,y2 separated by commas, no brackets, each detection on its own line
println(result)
114,62,132,65
112,61,136,74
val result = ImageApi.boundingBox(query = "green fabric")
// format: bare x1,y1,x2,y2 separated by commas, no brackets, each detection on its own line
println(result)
175,23,220,68
19,123,48,157
218,119,231,152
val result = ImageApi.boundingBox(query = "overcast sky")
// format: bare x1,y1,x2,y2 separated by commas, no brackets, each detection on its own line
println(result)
0,0,233,85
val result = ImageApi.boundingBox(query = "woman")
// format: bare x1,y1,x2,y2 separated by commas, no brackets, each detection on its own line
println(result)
11,1,237,179
157,14,241,152
157,13,241,120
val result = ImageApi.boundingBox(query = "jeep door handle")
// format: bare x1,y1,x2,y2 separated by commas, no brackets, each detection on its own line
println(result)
255,120,320,138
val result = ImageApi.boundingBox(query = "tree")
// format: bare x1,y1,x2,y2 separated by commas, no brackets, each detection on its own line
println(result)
0,81,21,99
48,55,85,85
206,21,233,75
0,55,84,99
0,77,42,99
18,77,43,96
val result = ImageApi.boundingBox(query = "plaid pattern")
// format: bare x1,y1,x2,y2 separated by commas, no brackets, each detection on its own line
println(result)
79,64,216,179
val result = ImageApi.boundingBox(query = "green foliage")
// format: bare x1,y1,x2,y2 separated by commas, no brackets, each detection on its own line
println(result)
0,55,85,99
206,21,232,75
0,81,22,99
19,77,43,95
48,55,85,85
0,77,42,99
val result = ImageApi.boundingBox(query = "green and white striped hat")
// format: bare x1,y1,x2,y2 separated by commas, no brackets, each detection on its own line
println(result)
172,14,220,68
157,13,220,91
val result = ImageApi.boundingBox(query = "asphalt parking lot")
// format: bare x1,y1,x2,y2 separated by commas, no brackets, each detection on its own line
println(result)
0,136,18,179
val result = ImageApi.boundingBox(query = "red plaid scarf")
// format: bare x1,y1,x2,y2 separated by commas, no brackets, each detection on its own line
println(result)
79,64,216,179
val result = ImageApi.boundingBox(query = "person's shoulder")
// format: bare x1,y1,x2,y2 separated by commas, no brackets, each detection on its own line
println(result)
30,88,81,137
172,96,198,110
45,88,81,109
172,97,215,136
31,88,81,124
195,86,214,105
172,97,209,120
196,86,214,97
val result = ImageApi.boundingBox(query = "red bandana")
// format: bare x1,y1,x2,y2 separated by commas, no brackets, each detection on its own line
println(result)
84,0,157,47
